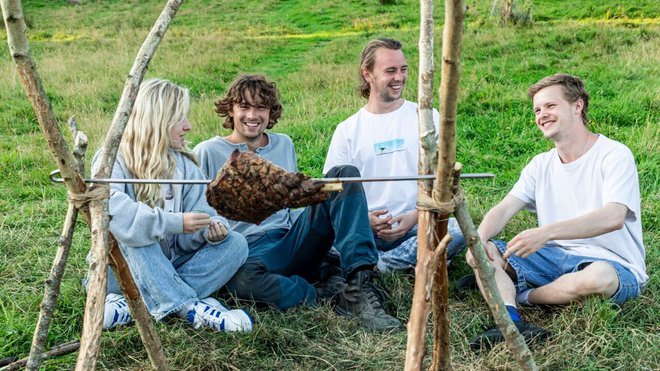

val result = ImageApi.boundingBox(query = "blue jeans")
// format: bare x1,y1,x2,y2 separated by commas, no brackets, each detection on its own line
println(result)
104,231,248,320
376,218,466,272
226,165,379,310
492,240,641,305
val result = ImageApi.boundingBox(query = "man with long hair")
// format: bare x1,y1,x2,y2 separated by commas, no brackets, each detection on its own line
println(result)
195,74,401,331
91,78,252,333
324,37,466,272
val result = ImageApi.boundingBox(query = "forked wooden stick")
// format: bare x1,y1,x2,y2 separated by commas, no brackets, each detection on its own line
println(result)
26,122,87,370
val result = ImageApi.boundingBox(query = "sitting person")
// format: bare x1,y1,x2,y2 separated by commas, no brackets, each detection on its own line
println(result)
194,74,400,331
467,73,647,350
324,38,465,272
91,78,252,332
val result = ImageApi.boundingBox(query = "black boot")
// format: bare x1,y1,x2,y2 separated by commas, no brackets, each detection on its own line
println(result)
335,269,401,331
314,274,347,301
469,320,550,351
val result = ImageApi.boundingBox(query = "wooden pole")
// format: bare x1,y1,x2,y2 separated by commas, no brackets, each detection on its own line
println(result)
78,1,182,369
431,0,468,364
0,0,88,214
26,124,87,370
404,0,437,369
3,340,80,371
108,238,169,370
454,201,538,370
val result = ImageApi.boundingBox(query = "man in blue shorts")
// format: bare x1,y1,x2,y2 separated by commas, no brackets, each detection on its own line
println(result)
467,73,647,350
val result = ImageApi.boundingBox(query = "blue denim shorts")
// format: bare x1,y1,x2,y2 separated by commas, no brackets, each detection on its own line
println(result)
492,240,641,305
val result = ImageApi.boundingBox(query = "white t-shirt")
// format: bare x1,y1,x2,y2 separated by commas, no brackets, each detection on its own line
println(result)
510,135,647,285
323,100,439,218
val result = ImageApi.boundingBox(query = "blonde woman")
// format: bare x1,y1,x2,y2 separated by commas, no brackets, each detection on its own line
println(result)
91,78,252,332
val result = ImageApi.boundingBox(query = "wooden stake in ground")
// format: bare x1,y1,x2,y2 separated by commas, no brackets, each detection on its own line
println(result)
453,202,538,370
80,0,182,367
404,0,440,369
26,121,87,370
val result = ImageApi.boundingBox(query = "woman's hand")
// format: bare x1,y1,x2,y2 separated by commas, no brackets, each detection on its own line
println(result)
183,212,211,233
207,220,229,242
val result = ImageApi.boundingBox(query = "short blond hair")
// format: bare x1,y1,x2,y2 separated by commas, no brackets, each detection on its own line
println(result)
529,73,590,125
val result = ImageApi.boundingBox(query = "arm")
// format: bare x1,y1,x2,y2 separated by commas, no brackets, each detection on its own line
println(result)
176,156,230,251
477,194,527,242
92,152,185,248
504,202,628,259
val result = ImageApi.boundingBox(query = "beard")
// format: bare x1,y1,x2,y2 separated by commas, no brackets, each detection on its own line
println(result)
378,89,399,103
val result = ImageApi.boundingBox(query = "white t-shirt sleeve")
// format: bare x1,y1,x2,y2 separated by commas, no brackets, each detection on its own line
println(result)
601,146,639,222
509,157,539,212
323,123,349,174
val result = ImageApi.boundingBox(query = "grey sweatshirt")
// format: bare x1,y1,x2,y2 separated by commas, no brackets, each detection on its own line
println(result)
194,133,301,243
92,150,228,259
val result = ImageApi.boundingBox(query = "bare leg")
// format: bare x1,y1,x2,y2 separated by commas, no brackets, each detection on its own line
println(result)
466,241,517,305
528,261,618,305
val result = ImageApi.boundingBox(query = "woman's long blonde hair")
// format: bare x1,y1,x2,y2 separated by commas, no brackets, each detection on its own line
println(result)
120,78,197,207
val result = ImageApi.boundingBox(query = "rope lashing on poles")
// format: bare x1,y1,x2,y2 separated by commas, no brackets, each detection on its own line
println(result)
67,186,110,209
416,188,466,214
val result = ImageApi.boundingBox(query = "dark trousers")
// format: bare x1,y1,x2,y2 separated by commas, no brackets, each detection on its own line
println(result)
226,165,378,310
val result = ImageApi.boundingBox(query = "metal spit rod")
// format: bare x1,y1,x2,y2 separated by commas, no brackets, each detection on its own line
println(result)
49,169,495,185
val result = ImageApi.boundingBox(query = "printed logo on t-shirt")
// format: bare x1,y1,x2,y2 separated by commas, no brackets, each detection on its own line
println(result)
373,139,405,155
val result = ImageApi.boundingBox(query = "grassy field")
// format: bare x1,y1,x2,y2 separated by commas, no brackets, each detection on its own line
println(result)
1,0,658,369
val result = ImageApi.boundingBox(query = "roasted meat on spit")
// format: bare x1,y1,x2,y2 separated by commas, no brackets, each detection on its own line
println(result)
206,149,329,224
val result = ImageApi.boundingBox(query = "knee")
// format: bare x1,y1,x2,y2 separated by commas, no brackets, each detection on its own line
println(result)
224,231,249,265
575,262,619,297
325,165,360,178
227,259,267,298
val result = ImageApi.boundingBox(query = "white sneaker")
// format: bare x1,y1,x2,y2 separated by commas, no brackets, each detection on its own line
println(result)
200,297,229,311
103,293,132,329
185,297,253,333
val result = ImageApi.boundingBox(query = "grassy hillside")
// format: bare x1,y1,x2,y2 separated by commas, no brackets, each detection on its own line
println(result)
1,0,658,369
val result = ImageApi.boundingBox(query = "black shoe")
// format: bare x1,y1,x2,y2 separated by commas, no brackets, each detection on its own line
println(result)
469,320,550,351
455,274,478,291
314,274,347,301
335,269,401,331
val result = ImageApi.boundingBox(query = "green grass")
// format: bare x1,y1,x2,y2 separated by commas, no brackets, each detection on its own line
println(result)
1,0,658,369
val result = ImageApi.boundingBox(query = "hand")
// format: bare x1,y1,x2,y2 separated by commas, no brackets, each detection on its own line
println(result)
481,239,497,261
207,220,229,242
369,209,392,234
503,227,548,259
377,211,417,242
183,212,211,233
